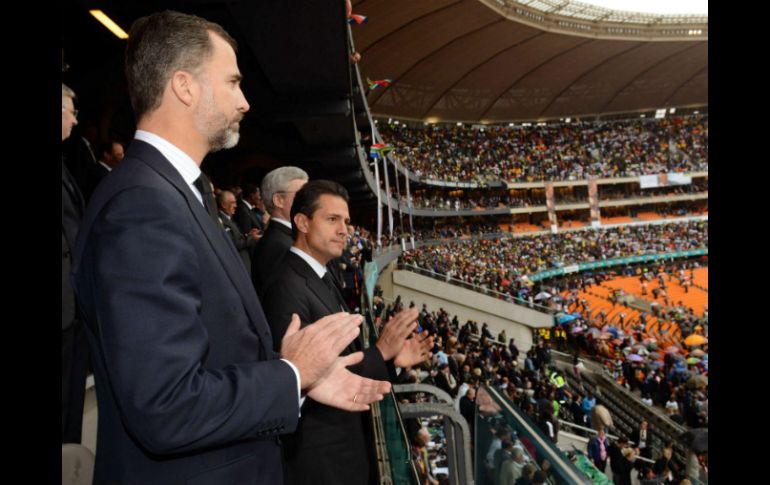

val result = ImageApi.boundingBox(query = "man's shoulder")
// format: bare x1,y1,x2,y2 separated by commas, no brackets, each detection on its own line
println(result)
263,252,305,285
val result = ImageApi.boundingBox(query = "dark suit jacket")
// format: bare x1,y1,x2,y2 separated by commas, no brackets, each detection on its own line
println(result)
251,220,293,297
84,161,110,202
220,211,257,276
62,161,83,330
262,252,389,485
234,199,265,235
435,370,459,398
72,140,299,485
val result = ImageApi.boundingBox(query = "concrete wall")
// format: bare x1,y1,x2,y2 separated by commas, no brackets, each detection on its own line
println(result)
383,266,555,352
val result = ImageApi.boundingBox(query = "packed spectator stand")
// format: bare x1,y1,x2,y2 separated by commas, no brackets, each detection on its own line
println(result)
377,116,707,184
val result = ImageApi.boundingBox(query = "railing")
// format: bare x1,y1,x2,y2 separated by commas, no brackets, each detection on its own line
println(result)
397,263,557,315
550,353,691,473
557,420,656,466
394,392,475,485
477,385,593,484
363,301,421,485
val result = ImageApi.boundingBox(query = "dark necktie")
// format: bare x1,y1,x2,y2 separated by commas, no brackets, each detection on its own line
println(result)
193,173,220,225
322,271,359,353
322,272,348,312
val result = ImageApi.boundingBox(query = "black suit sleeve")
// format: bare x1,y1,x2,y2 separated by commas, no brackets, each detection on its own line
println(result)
262,273,313,352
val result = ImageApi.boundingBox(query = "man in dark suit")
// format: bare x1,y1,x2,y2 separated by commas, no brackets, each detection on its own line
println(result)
71,11,390,485
630,419,652,460
234,183,267,236
262,180,433,485
218,189,260,275
62,82,89,444
251,166,308,296
84,139,124,201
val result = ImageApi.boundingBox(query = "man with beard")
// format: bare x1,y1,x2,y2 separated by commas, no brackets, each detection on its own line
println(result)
72,11,390,485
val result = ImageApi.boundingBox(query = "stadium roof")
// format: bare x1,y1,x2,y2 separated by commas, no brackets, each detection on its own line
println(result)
353,0,708,123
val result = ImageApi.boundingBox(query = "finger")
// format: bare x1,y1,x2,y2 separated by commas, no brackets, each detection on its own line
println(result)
313,311,351,330
324,314,362,346
332,318,362,349
345,403,371,412
395,308,418,327
340,352,364,368
357,376,392,395
393,317,417,339
352,393,384,407
284,314,301,338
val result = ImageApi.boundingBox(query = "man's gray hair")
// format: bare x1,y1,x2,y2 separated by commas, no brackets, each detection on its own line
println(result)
261,166,308,215
62,83,76,100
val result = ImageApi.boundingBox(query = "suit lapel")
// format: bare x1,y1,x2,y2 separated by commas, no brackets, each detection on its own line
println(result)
286,253,340,315
286,253,361,354
131,141,274,354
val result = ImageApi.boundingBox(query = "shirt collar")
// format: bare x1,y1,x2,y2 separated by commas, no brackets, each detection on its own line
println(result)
134,130,201,187
290,246,326,279
272,217,292,229
242,199,253,210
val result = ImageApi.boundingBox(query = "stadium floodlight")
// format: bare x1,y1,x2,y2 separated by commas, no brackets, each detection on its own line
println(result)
565,118,571,123
509,123,515,127
669,108,676,114
457,122,462,126
655,109,667,119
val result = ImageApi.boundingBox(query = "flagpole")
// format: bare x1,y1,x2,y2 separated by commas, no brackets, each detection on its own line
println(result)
383,154,393,239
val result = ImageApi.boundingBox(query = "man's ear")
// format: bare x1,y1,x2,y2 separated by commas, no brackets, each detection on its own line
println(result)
294,213,310,234
170,71,196,107
273,193,284,210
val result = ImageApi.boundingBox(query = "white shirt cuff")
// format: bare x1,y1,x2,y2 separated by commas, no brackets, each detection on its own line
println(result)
280,358,306,411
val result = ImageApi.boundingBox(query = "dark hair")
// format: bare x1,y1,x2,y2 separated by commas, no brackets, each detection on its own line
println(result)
98,139,123,158
242,183,259,199
290,180,349,239
124,10,236,120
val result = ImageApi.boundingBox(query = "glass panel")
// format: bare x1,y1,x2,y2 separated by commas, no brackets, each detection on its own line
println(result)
380,392,421,485
475,386,593,484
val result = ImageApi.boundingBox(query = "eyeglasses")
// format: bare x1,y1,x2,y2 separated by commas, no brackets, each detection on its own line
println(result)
62,107,79,119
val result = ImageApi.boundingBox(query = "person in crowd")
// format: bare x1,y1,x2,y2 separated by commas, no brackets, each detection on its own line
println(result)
217,189,260,274
251,166,308,296
62,82,89,445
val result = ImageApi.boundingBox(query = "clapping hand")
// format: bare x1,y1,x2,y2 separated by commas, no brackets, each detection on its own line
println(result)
306,353,391,411
394,330,433,368
281,312,362,390
375,307,419,361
